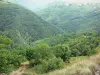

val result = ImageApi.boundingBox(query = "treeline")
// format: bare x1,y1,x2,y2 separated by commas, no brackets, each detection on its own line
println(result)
0,33,100,74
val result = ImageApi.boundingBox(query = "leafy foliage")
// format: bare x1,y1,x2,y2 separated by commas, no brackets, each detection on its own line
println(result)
0,35,25,73
26,44,65,74
0,35,12,49
34,57,64,74
53,44,71,62
26,44,53,65
34,33,100,57
0,50,24,73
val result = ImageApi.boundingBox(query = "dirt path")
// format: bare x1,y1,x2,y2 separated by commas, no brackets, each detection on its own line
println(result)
10,65,28,75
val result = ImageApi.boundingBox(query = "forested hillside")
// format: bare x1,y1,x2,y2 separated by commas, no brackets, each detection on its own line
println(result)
1,0,100,75
0,1,62,45
38,2,100,33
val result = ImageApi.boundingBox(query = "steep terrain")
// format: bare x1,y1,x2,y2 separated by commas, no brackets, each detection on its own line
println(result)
38,2,100,34
1,1,100,75
0,1,62,44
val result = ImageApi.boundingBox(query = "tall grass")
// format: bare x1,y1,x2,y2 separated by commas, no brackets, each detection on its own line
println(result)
42,54,100,75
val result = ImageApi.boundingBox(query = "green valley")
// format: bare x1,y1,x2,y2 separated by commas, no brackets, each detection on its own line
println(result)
0,0,100,75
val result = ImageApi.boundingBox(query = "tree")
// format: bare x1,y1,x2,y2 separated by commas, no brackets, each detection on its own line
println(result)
0,35,13,49
0,50,24,73
53,44,71,62
34,57,64,74
26,44,53,65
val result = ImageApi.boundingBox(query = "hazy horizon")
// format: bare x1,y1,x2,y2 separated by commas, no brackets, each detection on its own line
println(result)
14,0,100,11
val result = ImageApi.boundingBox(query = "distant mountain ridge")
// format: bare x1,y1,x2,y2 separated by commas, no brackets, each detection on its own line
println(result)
38,2,100,34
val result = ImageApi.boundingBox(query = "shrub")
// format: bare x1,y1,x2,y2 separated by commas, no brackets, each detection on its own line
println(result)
26,44,54,65
0,35,13,49
53,44,71,62
87,49,97,56
34,57,64,74
0,50,24,73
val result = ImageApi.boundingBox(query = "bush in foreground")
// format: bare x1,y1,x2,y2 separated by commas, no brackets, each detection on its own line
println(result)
0,50,24,73
34,57,64,74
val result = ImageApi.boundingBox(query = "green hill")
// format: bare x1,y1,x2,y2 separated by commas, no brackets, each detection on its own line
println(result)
38,2,100,34
1,1,100,74
0,1,62,45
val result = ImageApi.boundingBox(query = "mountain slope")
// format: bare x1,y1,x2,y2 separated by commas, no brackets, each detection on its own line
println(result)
0,1,62,44
38,2,100,34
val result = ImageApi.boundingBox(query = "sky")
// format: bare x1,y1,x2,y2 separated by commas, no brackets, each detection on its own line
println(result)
20,0,100,4
63,0,100,3
17,0,100,11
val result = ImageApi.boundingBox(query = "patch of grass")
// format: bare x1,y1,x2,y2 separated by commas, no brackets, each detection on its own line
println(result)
21,72,34,75
42,53,100,75
70,56,88,63
95,45,100,53
65,56,89,67
21,61,29,65
25,67,34,72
